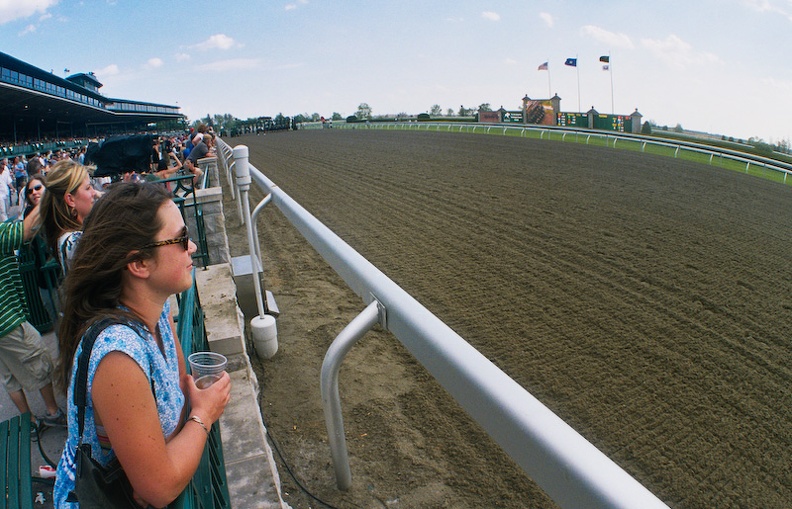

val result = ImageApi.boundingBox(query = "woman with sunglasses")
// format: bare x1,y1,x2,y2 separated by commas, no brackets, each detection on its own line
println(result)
40,160,100,276
23,174,45,219
52,183,230,508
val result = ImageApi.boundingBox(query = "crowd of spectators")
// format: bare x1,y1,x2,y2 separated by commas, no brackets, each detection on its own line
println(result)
0,123,217,221
0,147,85,222
0,122,224,507
0,137,86,158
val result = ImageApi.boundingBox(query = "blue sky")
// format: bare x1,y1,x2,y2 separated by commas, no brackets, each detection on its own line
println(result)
2,0,790,143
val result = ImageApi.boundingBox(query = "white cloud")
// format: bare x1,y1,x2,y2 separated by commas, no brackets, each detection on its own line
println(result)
641,34,720,70
19,24,36,35
193,34,239,51
0,0,58,26
94,64,120,78
504,58,517,65
539,12,554,28
285,0,308,11
760,76,792,92
146,57,164,69
175,52,190,62
580,25,634,49
481,11,500,21
39,12,52,20
195,58,260,72
741,0,792,20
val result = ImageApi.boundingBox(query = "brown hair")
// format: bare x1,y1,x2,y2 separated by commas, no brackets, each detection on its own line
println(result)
55,182,173,392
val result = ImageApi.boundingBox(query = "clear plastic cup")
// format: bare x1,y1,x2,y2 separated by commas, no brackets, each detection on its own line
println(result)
188,352,228,389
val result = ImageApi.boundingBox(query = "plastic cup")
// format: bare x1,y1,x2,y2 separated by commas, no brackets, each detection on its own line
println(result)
188,352,227,389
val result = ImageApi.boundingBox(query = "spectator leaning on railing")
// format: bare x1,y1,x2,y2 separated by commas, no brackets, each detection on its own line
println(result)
183,131,215,185
0,204,66,429
52,183,230,508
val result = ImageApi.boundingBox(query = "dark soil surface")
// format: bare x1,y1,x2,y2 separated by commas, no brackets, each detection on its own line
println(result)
224,129,792,509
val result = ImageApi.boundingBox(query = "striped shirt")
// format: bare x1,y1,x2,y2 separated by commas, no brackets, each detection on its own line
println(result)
0,222,29,338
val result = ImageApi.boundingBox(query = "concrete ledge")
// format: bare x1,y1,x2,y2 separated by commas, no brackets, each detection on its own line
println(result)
221,368,289,509
195,262,290,509
196,263,245,357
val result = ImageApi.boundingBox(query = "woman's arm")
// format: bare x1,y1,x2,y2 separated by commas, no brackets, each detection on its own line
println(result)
92,352,230,507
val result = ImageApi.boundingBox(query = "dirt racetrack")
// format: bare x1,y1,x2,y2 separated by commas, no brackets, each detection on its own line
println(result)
224,129,791,509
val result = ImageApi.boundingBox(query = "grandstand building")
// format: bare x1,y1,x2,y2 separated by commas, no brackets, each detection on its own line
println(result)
0,51,183,147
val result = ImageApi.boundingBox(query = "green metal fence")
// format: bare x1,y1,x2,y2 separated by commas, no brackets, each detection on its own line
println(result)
17,238,60,334
172,272,231,509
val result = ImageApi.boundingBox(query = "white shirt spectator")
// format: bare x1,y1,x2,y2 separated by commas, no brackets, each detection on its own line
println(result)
0,164,13,222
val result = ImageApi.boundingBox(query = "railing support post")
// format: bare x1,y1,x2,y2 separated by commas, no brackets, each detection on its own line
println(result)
321,301,382,491
234,144,278,358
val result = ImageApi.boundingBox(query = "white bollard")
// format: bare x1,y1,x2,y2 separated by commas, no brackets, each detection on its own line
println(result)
251,314,278,359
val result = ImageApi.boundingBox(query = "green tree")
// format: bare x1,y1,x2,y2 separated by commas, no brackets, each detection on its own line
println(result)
478,103,492,112
641,122,652,135
356,103,372,120
331,112,342,121
430,104,443,116
446,108,455,117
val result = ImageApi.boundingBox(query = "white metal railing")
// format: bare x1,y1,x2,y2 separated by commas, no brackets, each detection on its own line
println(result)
217,137,670,509
326,121,792,184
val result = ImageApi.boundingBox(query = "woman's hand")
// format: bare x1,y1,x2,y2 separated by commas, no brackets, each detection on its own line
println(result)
183,371,231,426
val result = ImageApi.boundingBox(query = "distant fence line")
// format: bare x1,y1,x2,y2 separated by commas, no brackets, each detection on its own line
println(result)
303,120,792,185
217,137,670,509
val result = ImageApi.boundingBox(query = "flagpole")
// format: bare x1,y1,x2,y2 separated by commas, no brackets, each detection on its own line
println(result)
609,52,614,114
576,54,581,112
547,57,552,98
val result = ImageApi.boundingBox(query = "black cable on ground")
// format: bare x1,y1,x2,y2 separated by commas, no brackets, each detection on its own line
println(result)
259,409,343,509
33,424,60,468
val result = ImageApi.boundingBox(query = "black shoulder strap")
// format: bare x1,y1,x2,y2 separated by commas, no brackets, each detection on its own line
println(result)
73,317,146,440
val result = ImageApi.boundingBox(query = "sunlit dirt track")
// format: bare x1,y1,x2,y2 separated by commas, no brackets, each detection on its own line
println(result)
228,129,791,509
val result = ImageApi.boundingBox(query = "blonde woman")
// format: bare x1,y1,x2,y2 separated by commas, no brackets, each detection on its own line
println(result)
40,160,100,276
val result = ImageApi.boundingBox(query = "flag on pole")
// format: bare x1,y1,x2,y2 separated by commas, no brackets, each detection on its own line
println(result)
602,64,610,71
564,58,577,67
599,55,610,63
537,62,548,70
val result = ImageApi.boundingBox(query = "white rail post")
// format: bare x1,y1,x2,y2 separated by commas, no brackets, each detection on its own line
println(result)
233,144,278,358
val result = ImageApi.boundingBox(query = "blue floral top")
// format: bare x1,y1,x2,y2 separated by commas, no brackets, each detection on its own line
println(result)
53,301,185,508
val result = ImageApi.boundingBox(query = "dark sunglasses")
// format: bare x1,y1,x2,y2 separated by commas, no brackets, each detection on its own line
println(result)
27,184,43,194
141,226,190,251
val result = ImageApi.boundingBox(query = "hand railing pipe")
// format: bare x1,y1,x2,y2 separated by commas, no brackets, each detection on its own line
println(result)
321,301,381,490
250,193,273,313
